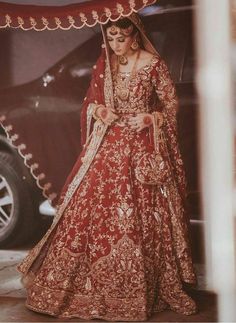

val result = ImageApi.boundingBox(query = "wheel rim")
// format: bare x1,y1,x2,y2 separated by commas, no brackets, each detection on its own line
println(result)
0,175,14,235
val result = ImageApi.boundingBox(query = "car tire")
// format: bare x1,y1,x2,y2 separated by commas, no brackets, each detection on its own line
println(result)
0,151,38,248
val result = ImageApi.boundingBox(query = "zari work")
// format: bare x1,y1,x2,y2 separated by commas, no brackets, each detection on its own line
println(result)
17,13,197,321
17,56,197,321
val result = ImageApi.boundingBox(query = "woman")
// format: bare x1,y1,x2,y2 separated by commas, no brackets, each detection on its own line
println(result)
17,13,198,321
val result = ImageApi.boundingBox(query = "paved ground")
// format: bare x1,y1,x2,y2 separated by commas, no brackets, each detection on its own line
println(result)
0,249,217,322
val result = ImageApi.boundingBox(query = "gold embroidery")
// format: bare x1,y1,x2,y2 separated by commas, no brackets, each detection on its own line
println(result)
17,16,24,26
79,12,87,23
25,153,33,160
129,0,136,9
5,124,13,131
16,42,197,320
5,14,12,26
104,8,112,18
52,120,108,226
54,17,61,27
0,120,57,201
41,17,49,27
113,55,158,114
29,17,37,27
116,3,124,14
0,0,157,31
92,10,98,20
86,103,96,145
67,15,75,25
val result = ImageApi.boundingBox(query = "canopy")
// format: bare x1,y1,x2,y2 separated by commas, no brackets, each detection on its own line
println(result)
0,0,156,31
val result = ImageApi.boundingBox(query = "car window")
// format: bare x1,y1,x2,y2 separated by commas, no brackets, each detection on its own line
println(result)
68,62,93,79
144,10,191,82
47,33,101,80
42,33,101,99
149,31,167,57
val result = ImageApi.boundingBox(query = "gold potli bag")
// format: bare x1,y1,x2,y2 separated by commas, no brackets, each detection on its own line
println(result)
134,112,172,185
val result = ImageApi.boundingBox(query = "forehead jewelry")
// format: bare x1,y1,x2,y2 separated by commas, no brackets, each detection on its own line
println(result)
109,25,119,35
108,24,134,37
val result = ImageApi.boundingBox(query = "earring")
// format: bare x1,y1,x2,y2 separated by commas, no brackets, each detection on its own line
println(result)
131,39,139,51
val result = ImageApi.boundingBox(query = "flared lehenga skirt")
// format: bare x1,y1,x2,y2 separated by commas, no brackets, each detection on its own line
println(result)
20,124,196,321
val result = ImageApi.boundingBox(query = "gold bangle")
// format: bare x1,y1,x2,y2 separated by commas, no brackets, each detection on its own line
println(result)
92,104,102,120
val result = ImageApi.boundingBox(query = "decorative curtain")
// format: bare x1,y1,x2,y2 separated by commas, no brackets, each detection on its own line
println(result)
0,0,156,31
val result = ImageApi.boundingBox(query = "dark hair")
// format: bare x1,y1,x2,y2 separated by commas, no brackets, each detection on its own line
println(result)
104,18,138,36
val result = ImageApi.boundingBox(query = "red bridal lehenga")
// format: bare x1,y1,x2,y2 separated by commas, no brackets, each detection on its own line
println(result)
17,13,197,321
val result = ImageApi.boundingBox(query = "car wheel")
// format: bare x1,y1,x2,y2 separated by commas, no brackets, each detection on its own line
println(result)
0,151,38,248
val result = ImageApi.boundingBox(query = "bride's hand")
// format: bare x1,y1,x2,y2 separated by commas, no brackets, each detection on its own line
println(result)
96,105,119,126
128,113,153,132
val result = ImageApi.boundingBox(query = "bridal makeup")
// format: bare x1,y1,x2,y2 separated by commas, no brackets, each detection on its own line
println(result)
106,25,133,56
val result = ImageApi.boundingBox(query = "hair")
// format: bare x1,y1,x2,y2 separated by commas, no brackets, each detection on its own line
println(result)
104,18,139,37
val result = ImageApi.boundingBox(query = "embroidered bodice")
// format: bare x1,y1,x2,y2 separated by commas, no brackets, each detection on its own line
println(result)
112,55,159,115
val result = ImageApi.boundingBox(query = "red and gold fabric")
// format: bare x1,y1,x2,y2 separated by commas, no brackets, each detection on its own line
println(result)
14,7,198,320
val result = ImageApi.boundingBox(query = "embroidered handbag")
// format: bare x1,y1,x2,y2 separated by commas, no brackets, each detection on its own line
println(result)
134,130,172,185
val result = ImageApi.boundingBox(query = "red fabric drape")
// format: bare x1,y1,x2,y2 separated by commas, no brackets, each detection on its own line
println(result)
56,48,107,207
0,0,156,30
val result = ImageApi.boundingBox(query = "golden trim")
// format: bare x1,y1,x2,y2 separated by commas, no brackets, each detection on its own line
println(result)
52,119,108,225
17,119,108,274
0,0,157,31
0,118,57,202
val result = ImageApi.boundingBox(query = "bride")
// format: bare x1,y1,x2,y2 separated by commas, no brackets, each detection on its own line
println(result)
17,13,198,321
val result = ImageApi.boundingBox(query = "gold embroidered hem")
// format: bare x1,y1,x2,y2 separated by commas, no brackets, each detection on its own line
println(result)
23,232,196,320
25,288,169,321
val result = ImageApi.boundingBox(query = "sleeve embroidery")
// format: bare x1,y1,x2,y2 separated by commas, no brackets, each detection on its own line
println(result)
152,59,179,132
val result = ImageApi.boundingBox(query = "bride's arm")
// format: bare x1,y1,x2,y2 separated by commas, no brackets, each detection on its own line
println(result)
151,57,187,200
151,57,179,146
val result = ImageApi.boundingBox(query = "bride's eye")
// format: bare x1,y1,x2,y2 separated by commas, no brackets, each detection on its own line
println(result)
118,38,125,43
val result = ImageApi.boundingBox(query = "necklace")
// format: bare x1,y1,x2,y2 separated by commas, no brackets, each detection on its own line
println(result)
115,50,141,101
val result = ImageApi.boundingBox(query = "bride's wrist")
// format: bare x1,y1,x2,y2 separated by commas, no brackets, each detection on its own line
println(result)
92,104,104,120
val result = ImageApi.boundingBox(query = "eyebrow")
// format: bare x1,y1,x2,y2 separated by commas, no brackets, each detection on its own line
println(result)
107,34,125,39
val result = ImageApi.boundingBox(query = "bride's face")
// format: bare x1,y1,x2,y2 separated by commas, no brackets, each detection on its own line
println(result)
106,25,134,56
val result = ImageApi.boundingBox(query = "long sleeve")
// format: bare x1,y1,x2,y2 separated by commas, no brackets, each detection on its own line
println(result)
151,57,187,201
151,58,178,133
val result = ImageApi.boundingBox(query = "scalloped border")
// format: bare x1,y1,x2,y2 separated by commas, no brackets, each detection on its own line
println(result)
0,115,57,202
0,0,157,31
